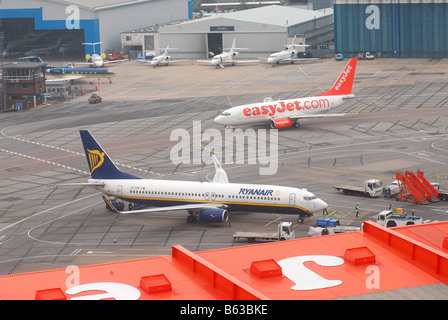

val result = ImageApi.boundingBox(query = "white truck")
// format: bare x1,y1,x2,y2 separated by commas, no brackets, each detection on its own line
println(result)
383,180,401,197
358,52,374,60
375,210,432,227
233,222,295,242
334,179,383,197
308,218,361,237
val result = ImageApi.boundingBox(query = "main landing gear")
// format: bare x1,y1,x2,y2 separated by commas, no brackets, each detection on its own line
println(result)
187,211,197,223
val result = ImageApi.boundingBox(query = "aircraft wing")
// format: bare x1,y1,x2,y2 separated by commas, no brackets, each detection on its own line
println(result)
103,196,227,214
287,57,320,62
59,181,105,186
103,59,128,64
196,59,212,64
75,62,93,66
232,59,260,64
166,59,189,63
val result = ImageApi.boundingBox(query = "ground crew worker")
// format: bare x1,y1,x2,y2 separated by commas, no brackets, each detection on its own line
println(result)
355,204,359,217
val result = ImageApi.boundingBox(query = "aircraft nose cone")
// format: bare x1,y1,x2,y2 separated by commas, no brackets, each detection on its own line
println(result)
214,116,223,125
316,199,328,213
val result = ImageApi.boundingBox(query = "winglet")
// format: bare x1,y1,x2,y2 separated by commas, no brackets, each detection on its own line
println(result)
318,58,357,96
211,154,229,183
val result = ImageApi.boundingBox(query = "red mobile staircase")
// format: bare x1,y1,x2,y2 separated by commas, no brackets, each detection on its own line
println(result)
395,170,439,205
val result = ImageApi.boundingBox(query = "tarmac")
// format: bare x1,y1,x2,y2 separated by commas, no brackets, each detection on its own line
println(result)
1,57,448,276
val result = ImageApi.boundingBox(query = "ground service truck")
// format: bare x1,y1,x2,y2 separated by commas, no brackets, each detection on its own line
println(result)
334,179,384,197
375,210,432,227
308,218,361,237
233,222,295,242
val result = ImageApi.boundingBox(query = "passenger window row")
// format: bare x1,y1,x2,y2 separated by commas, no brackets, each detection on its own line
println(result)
129,189,280,201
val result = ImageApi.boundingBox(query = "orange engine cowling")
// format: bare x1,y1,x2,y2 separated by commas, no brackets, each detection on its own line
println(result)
270,118,292,129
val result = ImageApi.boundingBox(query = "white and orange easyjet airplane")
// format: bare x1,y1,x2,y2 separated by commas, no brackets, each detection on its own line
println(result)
214,58,357,129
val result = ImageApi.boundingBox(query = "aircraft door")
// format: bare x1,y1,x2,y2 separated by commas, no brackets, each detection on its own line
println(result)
117,185,123,196
207,33,223,57
211,192,216,201
289,193,296,206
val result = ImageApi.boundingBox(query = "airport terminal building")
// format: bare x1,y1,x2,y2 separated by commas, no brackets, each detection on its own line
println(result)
334,0,448,58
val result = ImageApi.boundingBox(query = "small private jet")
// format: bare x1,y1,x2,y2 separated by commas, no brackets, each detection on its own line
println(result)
197,38,259,68
23,55,118,82
79,42,128,68
137,46,187,68
260,35,318,66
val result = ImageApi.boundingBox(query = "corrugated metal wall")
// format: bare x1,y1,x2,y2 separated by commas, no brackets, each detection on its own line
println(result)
334,0,448,58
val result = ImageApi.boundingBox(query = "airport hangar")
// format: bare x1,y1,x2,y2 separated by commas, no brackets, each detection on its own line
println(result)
0,0,191,58
334,0,448,58
120,5,334,59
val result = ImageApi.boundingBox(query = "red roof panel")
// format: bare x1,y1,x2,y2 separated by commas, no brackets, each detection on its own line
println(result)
0,221,447,300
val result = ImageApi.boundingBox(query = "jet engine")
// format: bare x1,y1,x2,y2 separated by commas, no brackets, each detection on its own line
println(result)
199,208,229,223
270,118,292,129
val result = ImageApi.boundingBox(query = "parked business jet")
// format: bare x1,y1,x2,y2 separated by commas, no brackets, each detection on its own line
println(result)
78,130,327,223
197,38,259,68
260,35,318,66
214,58,357,129
80,42,127,68
23,56,118,82
137,46,187,68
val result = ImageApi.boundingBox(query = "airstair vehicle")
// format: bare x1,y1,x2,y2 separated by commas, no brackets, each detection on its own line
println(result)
395,170,440,204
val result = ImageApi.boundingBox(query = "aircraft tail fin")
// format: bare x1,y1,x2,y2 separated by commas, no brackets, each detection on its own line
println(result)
79,130,140,180
231,38,236,50
318,58,357,96
290,35,296,48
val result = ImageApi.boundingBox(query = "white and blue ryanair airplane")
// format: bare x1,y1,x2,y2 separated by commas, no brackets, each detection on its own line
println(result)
79,130,328,223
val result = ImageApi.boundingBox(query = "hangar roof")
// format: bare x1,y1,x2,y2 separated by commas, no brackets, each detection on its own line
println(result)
223,5,333,26
195,5,333,27
60,0,157,10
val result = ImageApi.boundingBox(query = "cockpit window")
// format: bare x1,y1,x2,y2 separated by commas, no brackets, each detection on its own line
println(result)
303,196,318,201
221,112,231,116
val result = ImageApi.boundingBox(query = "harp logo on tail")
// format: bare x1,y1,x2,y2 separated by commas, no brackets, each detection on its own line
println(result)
87,149,105,173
